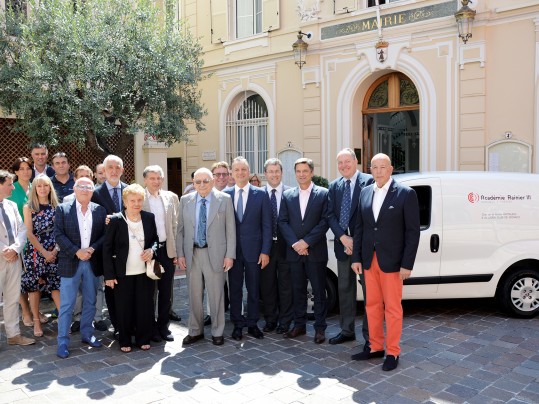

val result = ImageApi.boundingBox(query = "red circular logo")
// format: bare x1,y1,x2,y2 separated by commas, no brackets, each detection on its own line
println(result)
468,192,479,203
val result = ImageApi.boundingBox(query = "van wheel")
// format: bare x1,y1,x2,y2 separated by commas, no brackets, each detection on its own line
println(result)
499,269,539,318
307,272,338,319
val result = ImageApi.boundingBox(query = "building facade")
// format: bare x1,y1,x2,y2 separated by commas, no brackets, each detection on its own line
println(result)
157,0,539,189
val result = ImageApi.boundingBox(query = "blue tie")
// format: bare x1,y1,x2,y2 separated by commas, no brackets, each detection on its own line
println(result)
271,189,278,238
112,187,121,212
237,189,244,222
197,198,207,247
339,179,351,231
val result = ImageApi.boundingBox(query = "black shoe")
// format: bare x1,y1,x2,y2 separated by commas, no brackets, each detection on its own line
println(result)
152,333,163,343
314,330,325,344
283,326,306,339
93,320,108,332
182,334,204,345
351,349,385,361
263,322,277,332
203,315,211,326
212,336,224,346
231,327,243,341
328,332,355,345
161,332,174,342
169,310,181,322
247,326,264,339
275,324,289,334
382,355,399,371
70,320,80,333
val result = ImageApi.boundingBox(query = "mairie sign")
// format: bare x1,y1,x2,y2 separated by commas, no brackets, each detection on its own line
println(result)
321,1,456,40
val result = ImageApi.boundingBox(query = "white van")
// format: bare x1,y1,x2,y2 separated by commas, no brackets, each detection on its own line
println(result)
321,172,539,318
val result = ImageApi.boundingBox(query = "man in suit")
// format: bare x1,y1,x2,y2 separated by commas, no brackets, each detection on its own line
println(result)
351,153,420,371
224,156,272,341
327,148,374,347
29,143,55,182
91,154,127,338
177,167,236,346
260,158,293,334
0,170,34,346
54,177,107,358
279,158,329,344
142,165,180,342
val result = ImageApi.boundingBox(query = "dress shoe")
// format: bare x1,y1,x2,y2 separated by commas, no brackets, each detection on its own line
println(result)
70,320,80,333
263,322,277,332
7,334,36,346
161,332,174,342
247,326,264,339
56,344,69,359
169,310,181,322
93,320,108,332
151,333,163,343
314,330,325,344
182,334,204,345
212,336,224,346
275,324,289,334
82,336,102,348
351,349,385,361
382,355,399,371
203,315,211,326
283,326,306,339
328,332,355,345
231,327,243,341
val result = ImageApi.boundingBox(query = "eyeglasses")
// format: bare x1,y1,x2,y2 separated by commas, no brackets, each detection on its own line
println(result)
75,185,94,191
194,179,211,185
213,172,229,178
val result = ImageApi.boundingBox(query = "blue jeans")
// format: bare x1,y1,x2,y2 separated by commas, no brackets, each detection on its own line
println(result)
57,261,98,347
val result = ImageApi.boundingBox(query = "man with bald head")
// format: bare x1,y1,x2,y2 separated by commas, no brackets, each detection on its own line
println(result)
351,153,420,371
177,167,236,346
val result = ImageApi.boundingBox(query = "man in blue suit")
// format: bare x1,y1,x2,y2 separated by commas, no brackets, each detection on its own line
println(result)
54,177,107,358
224,157,272,341
279,158,329,344
351,153,420,371
91,154,127,338
327,148,373,347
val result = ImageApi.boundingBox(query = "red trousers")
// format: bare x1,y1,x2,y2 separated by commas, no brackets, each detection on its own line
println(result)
364,252,403,356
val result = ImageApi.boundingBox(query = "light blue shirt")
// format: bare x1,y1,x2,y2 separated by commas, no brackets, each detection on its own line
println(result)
195,192,212,245
105,181,122,200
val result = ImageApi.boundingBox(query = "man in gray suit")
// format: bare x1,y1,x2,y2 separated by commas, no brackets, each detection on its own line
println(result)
142,165,180,342
177,167,236,346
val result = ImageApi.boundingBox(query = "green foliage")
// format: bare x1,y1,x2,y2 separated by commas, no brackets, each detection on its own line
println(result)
0,0,206,159
312,175,329,188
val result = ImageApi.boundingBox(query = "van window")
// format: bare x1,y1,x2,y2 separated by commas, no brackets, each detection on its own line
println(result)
412,185,431,230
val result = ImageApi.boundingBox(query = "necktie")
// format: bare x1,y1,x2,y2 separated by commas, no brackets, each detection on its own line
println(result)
271,189,278,239
237,189,244,222
112,187,121,212
0,201,15,245
339,179,351,231
197,198,207,247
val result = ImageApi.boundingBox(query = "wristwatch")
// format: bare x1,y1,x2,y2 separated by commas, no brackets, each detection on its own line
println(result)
55,245,60,252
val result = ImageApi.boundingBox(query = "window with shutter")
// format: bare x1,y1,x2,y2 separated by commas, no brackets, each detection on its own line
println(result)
334,0,357,14
211,0,229,43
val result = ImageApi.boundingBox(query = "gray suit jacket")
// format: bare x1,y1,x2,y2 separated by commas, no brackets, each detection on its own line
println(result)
0,198,27,254
176,188,236,271
143,189,180,258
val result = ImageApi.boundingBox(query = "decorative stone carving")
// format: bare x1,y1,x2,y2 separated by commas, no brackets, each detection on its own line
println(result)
297,0,323,22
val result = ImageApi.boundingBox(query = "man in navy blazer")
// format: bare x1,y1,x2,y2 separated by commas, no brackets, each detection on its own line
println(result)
327,148,373,347
279,158,329,344
351,153,420,371
224,157,272,341
54,177,107,358
91,154,127,338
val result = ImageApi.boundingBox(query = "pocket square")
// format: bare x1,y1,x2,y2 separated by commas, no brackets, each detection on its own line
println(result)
388,206,394,209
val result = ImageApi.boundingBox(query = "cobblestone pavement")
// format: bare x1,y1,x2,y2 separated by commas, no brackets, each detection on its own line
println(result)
1,278,538,403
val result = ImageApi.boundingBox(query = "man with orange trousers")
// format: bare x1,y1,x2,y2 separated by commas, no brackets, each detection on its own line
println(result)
351,153,420,371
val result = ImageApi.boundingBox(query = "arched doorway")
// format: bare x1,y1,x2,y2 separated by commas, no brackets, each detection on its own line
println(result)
362,72,420,173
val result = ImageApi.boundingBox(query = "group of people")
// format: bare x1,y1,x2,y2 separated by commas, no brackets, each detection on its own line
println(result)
0,143,420,372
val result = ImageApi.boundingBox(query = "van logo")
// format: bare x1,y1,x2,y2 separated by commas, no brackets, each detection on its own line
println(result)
468,192,479,203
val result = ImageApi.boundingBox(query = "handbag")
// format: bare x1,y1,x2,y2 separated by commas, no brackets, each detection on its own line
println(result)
146,259,164,280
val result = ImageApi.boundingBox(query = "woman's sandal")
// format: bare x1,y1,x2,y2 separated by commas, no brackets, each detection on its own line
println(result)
120,346,132,353
33,319,43,337
39,312,49,324
23,316,33,327
139,344,150,351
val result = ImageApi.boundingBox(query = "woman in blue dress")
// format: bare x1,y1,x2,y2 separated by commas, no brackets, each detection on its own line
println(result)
22,175,61,337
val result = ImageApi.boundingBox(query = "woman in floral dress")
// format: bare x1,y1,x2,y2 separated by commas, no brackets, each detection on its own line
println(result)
22,176,61,337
